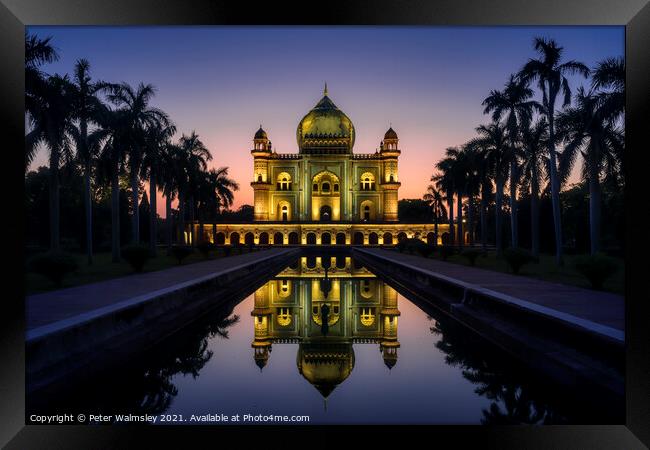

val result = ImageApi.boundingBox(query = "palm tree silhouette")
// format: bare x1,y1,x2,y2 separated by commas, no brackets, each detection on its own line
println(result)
25,74,75,250
177,131,212,245
483,74,540,249
519,118,549,257
25,32,59,170
464,137,493,252
460,143,483,246
423,184,447,245
556,87,624,254
432,148,459,246
591,56,624,124
158,142,183,249
105,82,170,244
518,37,589,265
67,59,111,264
141,123,176,255
199,167,239,243
474,122,509,256
97,107,128,261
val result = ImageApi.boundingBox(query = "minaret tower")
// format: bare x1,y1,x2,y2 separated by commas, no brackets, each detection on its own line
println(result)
251,125,272,221
380,126,401,221
251,284,273,370
380,283,400,369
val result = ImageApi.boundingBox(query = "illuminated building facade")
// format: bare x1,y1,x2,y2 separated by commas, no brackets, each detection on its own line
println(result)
251,256,400,398
251,83,400,223
189,86,455,245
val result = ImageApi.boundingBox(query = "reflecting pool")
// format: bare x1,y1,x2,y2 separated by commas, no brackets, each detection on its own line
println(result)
28,253,623,425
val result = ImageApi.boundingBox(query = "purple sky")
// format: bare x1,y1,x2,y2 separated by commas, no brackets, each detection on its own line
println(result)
27,26,624,214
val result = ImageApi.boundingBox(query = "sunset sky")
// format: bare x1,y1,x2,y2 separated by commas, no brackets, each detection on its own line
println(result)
28,26,624,216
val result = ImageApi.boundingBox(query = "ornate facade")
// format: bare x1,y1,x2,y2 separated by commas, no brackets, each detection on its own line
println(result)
251,84,400,223
189,86,454,246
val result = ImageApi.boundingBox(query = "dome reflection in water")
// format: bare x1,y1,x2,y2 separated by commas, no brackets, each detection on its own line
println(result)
28,254,621,425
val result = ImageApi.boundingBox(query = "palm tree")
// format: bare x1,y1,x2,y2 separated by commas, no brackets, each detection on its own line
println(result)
518,37,589,264
423,184,447,245
437,146,471,247
591,57,624,123
448,147,468,248
25,74,75,250
475,122,509,256
432,150,458,246
159,142,183,249
98,107,128,262
465,138,493,251
483,74,539,249
205,167,239,242
68,59,110,264
177,132,212,245
556,87,624,255
519,118,549,257
142,123,176,256
25,32,59,170
459,143,483,247
106,82,170,244
592,57,625,180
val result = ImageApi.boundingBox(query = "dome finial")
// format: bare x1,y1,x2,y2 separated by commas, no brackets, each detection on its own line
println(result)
324,82,328,96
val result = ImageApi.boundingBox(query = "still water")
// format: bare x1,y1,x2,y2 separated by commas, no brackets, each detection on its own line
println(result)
30,254,619,425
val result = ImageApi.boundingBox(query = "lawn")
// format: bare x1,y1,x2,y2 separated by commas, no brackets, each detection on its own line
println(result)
404,249,624,294
24,247,255,295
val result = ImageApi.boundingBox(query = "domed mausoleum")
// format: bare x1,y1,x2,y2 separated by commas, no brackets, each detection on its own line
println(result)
250,85,401,224
188,85,456,247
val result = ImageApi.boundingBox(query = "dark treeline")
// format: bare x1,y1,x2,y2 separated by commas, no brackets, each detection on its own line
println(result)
25,33,240,263
25,163,256,253
423,37,624,264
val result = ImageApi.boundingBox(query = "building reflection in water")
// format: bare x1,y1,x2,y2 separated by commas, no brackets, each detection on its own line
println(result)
251,255,400,399
27,254,620,424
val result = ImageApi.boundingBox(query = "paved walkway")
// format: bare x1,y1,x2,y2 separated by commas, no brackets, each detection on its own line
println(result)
26,248,295,330
356,248,624,333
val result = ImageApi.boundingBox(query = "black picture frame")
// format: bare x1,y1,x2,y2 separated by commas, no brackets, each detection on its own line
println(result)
1,0,648,447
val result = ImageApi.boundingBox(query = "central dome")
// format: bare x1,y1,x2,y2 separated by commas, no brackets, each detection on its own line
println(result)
297,86,355,154
297,342,355,398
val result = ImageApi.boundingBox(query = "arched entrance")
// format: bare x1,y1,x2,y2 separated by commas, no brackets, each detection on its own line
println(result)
311,171,341,221
277,201,291,222
320,205,332,222
230,232,240,245
369,232,378,245
427,232,436,245
383,232,393,245
215,232,225,245
321,232,331,245
441,232,451,245
244,232,255,245
397,232,407,243
259,232,269,245
336,232,346,245
288,232,299,245
273,232,284,245
360,200,375,222
353,232,364,245
306,232,317,245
